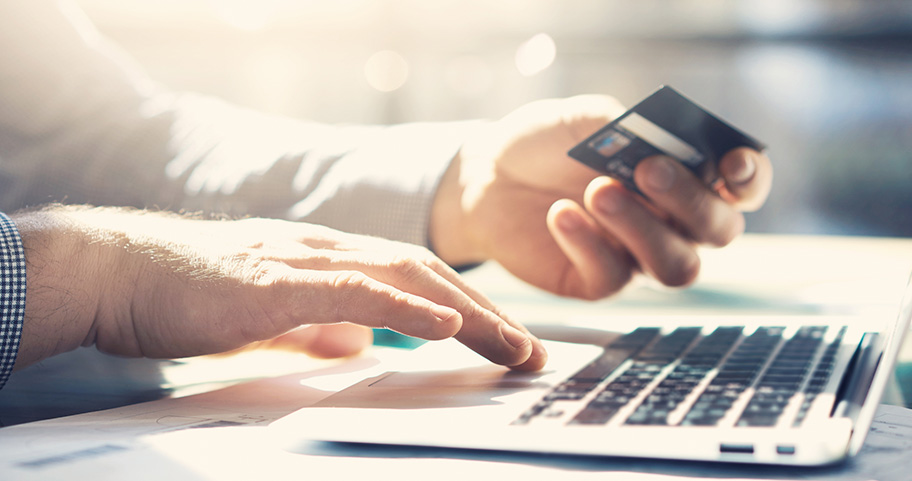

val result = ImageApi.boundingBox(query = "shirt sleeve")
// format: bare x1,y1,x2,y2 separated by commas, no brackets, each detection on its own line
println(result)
0,213,26,390
0,0,477,248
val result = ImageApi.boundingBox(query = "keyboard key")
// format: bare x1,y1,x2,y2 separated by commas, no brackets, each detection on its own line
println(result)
626,327,742,426
793,326,846,426
737,326,827,427
682,327,785,426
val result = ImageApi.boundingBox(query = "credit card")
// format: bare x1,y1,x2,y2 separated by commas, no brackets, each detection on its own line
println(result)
568,86,765,194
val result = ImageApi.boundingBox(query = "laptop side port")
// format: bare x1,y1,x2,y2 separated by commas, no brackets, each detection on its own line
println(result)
719,443,754,454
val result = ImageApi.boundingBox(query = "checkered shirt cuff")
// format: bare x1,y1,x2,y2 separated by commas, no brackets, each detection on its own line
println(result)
0,212,26,390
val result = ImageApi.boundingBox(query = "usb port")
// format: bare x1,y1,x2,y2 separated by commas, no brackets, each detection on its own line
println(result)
719,443,754,454
777,445,796,455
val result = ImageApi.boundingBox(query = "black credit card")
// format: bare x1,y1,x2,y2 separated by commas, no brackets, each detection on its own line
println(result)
568,86,765,194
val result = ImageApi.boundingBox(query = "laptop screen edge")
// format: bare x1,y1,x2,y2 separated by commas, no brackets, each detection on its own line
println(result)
847,273,912,455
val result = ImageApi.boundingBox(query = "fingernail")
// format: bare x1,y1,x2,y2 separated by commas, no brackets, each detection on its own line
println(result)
501,323,530,350
644,156,676,192
529,338,549,365
728,154,756,185
595,187,624,215
556,210,581,231
430,304,460,324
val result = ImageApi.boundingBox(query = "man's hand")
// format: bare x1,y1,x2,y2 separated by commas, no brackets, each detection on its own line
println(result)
431,95,773,299
13,206,547,371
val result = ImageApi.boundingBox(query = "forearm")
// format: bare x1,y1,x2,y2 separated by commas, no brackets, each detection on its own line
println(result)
0,1,472,250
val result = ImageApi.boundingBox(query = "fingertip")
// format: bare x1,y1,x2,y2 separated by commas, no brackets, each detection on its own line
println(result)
494,322,541,369
548,199,584,233
548,194,634,300
637,155,678,193
501,323,532,351
656,250,701,288
720,148,758,186
509,337,549,371
428,304,463,339
458,319,534,368
583,175,617,202
585,176,629,217
719,148,773,212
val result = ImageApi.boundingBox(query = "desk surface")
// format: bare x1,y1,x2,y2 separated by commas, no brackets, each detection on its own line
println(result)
1,234,912,479
1,353,911,481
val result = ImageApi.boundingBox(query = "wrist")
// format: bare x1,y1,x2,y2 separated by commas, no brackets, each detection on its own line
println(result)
429,150,486,267
11,206,126,368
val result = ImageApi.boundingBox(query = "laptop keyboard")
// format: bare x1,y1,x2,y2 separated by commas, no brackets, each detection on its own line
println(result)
513,325,846,428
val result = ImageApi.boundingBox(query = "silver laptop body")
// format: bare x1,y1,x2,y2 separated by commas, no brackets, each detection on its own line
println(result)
273,279,912,466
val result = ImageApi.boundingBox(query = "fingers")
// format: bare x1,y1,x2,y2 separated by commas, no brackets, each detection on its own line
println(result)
717,148,773,212
213,229,546,370
546,199,635,299
571,148,771,290
316,252,547,371
584,177,701,287
634,155,745,247
416,259,548,371
241,265,460,342
297,269,465,340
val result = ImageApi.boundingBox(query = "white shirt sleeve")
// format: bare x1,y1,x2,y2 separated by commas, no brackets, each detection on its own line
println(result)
0,0,475,247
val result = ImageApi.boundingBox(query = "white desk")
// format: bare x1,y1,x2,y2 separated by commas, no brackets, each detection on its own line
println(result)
1,353,911,481
1,234,911,480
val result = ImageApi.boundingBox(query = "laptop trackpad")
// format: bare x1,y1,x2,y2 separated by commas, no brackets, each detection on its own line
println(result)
314,367,552,409
312,339,603,410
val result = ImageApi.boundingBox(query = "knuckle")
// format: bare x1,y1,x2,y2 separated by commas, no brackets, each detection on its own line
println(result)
422,253,453,276
331,270,371,293
222,250,273,285
405,245,445,269
329,271,374,323
389,255,431,283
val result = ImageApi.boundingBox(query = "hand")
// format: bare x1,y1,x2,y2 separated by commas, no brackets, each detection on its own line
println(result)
431,95,773,299
13,206,547,371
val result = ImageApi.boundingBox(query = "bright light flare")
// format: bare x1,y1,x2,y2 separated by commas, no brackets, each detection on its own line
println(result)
364,50,410,92
515,33,556,77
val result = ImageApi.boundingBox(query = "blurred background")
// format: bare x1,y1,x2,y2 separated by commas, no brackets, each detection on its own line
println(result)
3,1,912,426
75,0,912,236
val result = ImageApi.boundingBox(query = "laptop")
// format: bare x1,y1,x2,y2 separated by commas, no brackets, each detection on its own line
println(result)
272,276,912,466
